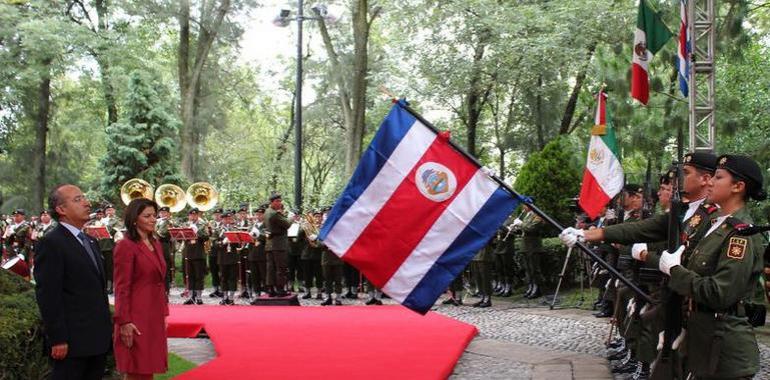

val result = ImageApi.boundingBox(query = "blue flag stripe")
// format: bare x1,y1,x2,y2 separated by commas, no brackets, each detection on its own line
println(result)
319,104,417,240
402,187,520,314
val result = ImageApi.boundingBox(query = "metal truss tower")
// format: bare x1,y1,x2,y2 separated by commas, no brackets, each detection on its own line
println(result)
688,0,717,153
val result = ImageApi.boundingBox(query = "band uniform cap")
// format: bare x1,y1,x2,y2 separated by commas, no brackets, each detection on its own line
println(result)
269,193,282,202
223,211,234,218
94,208,104,214
660,167,676,185
12,209,26,216
158,206,170,212
189,208,200,215
312,209,323,215
104,204,115,209
40,210,50,216
239,206,248,213
213,207,224,214
683,152,717,173
255,207,266,213
623,183,644,195
717,154,766,201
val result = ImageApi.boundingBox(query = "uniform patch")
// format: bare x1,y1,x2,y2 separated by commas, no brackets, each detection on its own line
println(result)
727,237,747,260
688,214,702,228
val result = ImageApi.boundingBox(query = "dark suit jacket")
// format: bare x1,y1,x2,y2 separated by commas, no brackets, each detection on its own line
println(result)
264,207,291,251
34,223,112,357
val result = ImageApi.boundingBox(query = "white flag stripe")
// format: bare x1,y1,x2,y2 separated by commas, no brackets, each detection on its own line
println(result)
586,136,624,197
632,29,651,71
324,121,437,256
382,169,498,302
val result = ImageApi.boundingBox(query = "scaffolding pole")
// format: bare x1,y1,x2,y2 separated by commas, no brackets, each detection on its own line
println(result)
688,0,716,153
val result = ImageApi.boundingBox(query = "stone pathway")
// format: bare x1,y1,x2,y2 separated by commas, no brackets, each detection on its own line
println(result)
158,288,769,379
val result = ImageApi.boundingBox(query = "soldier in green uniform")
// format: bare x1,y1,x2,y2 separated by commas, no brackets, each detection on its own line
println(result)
247,205,268,303
493,218,516,297
236,205,252,298
288,212,304,293
660,155,766,379
208,208,224,298
4,209,32,261
31,210,56,266
183,208,210,305
156,206,174,292
517,203,546,299
560,152,719,378
470,238,494,308
319,232,344,306
263,193,294,297
299,210,324,300
101,204,121,294
218,211,239,305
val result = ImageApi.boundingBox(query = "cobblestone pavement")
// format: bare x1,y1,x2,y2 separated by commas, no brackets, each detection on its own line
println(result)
153,288,770,379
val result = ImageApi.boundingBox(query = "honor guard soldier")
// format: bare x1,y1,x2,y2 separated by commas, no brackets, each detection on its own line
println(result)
208,208,224,298
518,203,546,299
660,155,766,379
247,205,268,303
4,209,32,261
183,208,210,305
470,239,494,308
263,193,294,297
156,206,174,291
299,210,324,300
218,211,239,305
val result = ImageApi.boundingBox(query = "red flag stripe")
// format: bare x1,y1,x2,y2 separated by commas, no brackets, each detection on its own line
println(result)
578,168,611,220
631,63,650,105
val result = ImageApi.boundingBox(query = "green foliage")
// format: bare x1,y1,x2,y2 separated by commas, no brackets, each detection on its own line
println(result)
0,271,49,380
156,353,197,380
514,136,582,225
99,70,182,203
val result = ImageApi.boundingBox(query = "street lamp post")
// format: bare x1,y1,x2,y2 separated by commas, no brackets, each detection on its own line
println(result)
274,2,337,212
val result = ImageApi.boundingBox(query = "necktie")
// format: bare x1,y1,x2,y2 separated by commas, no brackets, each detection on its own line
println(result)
77,232,100,271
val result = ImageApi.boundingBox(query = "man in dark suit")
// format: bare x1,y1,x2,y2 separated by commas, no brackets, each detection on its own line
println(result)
34,184,112,380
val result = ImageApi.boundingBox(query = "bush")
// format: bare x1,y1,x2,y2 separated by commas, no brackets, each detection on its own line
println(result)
513,136,582,227
0,270,49,380
510,237,587,289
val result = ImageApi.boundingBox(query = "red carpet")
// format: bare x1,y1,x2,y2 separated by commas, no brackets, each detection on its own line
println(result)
167,304,477,379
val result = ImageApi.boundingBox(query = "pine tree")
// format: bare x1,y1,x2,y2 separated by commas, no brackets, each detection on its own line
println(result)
99,70,183,204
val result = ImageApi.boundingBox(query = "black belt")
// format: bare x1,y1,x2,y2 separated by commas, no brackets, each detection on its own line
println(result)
693,302,743,317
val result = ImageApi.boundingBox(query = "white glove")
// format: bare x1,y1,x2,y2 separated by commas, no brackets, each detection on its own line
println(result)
659,245,685,275
309,234,317,241
605,279,612,289
512,218,523,227
614,279,620,288
223,237,230,244
559,227,585,248
190,224,198,233
657,329,687,351
626,298,636,315
605,209,616,220
631,243,648,261
657,331,664,351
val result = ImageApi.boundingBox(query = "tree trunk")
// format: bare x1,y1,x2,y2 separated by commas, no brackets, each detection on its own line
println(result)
535,75,544,150
559,43,596,135
345,0,370,177
94,0,117,125
33,61,52,211
178,0,230,181
464,33,490,157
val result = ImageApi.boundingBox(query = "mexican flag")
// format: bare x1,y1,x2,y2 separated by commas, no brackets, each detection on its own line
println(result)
578,91,624,220
631,0,673,105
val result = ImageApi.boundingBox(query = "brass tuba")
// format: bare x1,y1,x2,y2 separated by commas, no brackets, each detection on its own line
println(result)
186,182,218,212
120,178,154,206
155,184,187,213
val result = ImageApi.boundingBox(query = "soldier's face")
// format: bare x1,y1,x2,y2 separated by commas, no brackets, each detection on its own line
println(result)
682,165,711,199
13,214,24,223
657,183,673,209
709,169,744,203
188,214,199,222
256,212,264,222
106,208,115,217
40,214,51,224
159,211,170,219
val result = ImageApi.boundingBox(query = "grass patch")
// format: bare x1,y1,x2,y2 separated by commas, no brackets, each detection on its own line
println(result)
156,352,197,380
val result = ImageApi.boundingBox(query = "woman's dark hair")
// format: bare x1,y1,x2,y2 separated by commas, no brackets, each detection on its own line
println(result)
124,198,159,241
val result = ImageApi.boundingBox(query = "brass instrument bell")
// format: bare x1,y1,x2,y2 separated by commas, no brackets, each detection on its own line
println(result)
120,178,154,206
186,182,218,212
155,184,187,213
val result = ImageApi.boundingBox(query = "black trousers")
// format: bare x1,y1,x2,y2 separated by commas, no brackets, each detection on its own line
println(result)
50,353,107,380
221,263,237,291
101,249,113,285
187,258,206,290
323,264,344,294
343,263,360,290
287,254,301,288
209,251,220,288
266,250,288,288
248,260,266,293
302,258,323,290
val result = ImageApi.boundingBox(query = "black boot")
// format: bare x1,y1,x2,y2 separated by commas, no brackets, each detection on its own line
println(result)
523,283,534,298
321,295,333,306
527,284,541,299
301,292,312,299
502,283,512,297
472,295,486,307
478,296,492,308
594,301,613,318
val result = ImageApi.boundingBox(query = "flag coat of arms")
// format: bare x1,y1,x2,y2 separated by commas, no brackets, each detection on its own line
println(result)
631,0,673,105
319,100,520,314
578,91,624,220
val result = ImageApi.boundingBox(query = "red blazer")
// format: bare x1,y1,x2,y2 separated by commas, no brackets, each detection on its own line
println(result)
113,238,169,374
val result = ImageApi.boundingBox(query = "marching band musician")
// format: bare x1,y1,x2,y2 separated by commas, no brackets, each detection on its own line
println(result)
247,205,268,303
4,209,32,262
236,205,251,298
218,210,239,305
208,208,224,298
101,204,122,294
263,193,295,297
182,208,210,305
156,206,174,292
31,210,57,268
299,210,324,300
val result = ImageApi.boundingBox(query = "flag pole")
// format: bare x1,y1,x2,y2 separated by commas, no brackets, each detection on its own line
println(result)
393,98,653,304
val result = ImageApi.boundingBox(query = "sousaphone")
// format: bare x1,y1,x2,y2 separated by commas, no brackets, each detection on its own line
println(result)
120,178,154,206
155,184,187,213
186,182,218,212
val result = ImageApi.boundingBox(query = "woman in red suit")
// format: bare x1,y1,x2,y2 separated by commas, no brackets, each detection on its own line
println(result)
113,198,169,379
